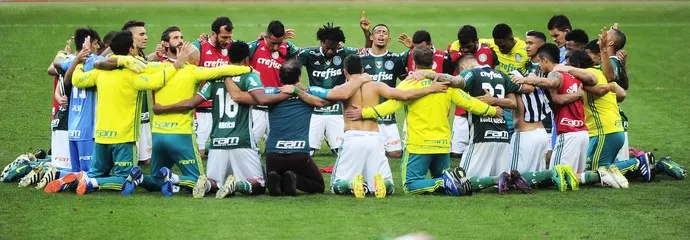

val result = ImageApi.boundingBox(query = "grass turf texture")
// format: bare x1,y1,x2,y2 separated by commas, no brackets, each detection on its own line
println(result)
1,1,689,239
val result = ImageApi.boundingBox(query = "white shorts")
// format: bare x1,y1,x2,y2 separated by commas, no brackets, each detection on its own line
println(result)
195,112,212,150
251,109,269,145
551,131,589,173
331,131,393,193
206,148,265,187
378,123,402,152
50,130,71,169
137,122,152,161
451,116,470,154
616,131,629,160
460,142,511,178
511,128,549,173
308,114,344,150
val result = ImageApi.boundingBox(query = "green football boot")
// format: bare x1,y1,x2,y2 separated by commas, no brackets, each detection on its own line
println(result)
656,157,687,180
561,165,579,191
551,165,567,192
2,161,32,183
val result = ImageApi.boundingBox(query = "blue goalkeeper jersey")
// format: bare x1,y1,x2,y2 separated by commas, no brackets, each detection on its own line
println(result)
265,87,312,153
61,54,103,141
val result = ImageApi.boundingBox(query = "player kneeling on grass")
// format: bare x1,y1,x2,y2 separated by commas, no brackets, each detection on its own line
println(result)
135,43,251,197
303,55,446,198
224,59,338,196
346,46,500,196
45,31,177,195
154,41,291,198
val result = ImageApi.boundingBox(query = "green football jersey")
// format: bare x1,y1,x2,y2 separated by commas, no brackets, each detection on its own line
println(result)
525,61,545,77
461,66,521,143
359,50,406,124
297,46,362,115
198,72,263,149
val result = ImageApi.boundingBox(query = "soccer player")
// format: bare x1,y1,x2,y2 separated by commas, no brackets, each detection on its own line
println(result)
517,30,552,173
149,26,184,63
447,25,498,159
154,41,291,198
56,28,103,174
139,43,251,197
247,20,301,145
358,24,407,158
47,31,178,195
191,16,234,158
297,23,364,156
440,54,526,179
346,46,502,195
398,30,453,75
566,49,636,187
47,47,73,174
547,14,572,64
564,29,589,53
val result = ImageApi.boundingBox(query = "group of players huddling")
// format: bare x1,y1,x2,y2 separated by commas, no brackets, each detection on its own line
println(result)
1,12,686,198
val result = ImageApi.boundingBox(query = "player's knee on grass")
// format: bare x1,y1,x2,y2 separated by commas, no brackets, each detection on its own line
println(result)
450,153,463,159
386,151,402,159
385,180,395,195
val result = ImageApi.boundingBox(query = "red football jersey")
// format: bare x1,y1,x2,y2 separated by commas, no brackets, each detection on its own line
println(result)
452,44,497,116
554,72,587,135
197,41,230,109
405,48,446,76
250,40,290,88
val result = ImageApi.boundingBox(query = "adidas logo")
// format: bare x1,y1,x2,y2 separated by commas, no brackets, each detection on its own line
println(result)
260,47,265,51
314,61,320,65
365,64,371,69
205,50,212,55
566,84,578,94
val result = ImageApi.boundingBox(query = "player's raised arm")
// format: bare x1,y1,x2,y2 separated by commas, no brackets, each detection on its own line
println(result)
407,70,466,89
376,81,448,101
360,10,373,48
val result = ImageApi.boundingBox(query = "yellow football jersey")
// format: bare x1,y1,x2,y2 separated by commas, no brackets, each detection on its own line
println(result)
584,68,624,137
362,70,496,154
152,64,251,134
72,57,177,144
450,37,529,74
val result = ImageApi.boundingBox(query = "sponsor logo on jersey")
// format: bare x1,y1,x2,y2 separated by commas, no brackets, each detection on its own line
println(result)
154,121,179,129
312,68,342,79
115,161,133,167
212,137,240,147
560,117,584,128
566,83,578,94
479,117,506,124
202,59,229,67
315,104,340,112
484,130,509,139
276,140,307,149
365,64,371,69
205,50,213,55
218,121,236,129
313,61,320,65
95,130,117,138
432,62,437,70
51,119,60,128
140,112,150,121
385,60,394,70
221,49,228,56
371,71,394,82
179,159,196,165
79,155,92,161
333,56,342,65
423,139,449,145
479,71,504,80
69,130,82,138
257,57,282,69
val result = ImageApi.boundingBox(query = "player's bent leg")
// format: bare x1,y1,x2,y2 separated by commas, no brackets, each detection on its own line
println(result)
308,114,326,155
171,134,204,191
403,153,442,194
69,140,80,172
451,116,470,158
325,115,345,154
282,153,325,194
50,130,72,171
227,148,266,196
330,131,366,193
76,140,94,172
251,109,269,146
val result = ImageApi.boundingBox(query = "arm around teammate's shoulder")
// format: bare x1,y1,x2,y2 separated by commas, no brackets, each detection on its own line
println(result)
449,88,499,117
72,64,98,88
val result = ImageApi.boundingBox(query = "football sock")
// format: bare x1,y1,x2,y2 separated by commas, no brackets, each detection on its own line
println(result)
384,179,395,195
171,173,180,184
332,179,352,195
235,180,252,195
469,176,499,191
205,179,212,193
579,171,600,185
615,158,640,174
521,170,554,186
89,178,99,188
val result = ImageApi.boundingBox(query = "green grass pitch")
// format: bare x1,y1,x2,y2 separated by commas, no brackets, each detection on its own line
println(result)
0,1,689,239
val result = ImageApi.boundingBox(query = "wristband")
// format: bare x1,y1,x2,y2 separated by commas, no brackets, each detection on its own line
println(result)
293,87,300,95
